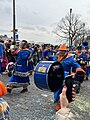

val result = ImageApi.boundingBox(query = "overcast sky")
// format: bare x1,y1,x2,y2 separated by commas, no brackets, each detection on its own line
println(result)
0,0,90,44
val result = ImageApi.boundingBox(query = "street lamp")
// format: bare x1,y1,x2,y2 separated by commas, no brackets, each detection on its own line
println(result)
69,8,72,47
82,23,85,43
12,0,16,43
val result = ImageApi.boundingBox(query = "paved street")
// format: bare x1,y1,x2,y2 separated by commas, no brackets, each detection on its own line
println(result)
1,74,90,120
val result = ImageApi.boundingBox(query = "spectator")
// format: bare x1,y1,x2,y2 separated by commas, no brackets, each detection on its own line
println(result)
2,51,8,74
0,81,10,120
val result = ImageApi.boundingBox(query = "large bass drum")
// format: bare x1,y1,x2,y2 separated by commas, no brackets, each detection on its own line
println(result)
34,61,64,92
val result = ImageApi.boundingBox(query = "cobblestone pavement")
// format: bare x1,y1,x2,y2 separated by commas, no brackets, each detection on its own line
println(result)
0,74,90,120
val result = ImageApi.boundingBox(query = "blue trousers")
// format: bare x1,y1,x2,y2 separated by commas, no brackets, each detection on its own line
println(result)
54,85,63,103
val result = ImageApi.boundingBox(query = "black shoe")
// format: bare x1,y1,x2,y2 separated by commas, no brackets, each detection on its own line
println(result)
54,100,59,104
20,88,28,93
86,76,88,80
7,88,12,93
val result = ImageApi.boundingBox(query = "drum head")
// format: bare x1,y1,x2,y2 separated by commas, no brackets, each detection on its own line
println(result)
48,62,64,92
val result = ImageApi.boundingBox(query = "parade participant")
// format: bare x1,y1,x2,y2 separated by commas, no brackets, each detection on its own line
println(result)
0,39,4,74
7,40,32,93
5,43,16,63
83,46,90,80
32,46,39,66
0,81,10,120
26,43,34,74
38,45,46,61
75,46,89,80
2,51,8,73
75,45,86,62
53,44,85,111
38,46,43,61
43,45,53,61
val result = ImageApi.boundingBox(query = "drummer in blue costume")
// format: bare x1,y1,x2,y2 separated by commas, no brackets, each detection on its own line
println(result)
75,46,89,80
53,44,85,111
7,40,33,93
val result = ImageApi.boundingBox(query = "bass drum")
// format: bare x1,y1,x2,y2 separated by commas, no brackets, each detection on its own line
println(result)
34,61,64,92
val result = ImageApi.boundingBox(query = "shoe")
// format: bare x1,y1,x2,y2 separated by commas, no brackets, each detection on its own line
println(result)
54,100,59,104
86,76,88,80
7,88,12,93
55,103,61,111
2,71,8,75
20,88,28,93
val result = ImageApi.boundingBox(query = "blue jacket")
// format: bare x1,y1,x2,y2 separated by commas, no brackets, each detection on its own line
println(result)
53,54,81,77
43,49,53,60
53,54,81,102
0,43,4,59
15,49,31,72
61,56,81,76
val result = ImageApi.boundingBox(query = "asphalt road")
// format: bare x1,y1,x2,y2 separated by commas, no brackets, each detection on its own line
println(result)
1,74,90,120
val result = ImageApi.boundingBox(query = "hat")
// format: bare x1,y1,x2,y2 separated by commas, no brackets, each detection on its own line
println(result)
0,81,7,97
58,44,68,51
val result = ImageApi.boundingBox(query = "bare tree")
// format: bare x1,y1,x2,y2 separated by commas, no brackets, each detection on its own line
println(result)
53,12,88,46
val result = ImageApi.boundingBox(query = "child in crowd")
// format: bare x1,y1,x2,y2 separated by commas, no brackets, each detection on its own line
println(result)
0,81,10,120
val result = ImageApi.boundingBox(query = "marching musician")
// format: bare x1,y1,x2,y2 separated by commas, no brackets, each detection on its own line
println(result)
7,40,33,93
53,44,85,111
